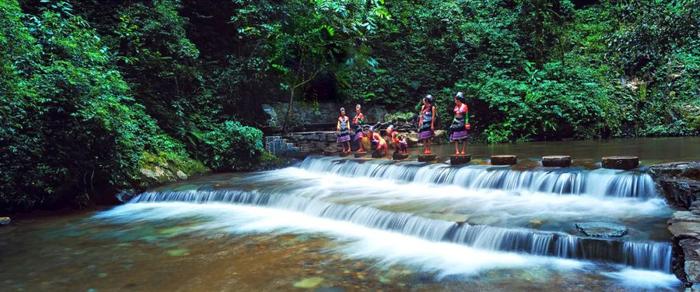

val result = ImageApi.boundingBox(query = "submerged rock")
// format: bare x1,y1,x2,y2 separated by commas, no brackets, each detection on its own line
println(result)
574,222,628,238
0,217,10,226
293,277,324,289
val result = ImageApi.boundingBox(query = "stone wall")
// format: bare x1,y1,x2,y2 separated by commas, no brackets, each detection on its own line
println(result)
650,162,700,288
262,102,387,132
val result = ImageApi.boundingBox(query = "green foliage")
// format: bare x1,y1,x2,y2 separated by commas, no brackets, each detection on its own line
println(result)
2,0,700,211
197,121,264,171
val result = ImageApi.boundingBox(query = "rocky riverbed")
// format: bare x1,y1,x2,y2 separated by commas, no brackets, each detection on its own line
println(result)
651,162,700,288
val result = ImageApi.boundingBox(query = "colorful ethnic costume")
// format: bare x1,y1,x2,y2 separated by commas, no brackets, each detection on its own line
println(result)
450,103,469,142
418,105,434,141
337,116,351,143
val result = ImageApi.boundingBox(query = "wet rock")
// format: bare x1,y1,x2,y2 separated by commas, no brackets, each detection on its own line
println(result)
601,156,639,170
0,217,10,226
166,248,190,257
450,154,471,165
293,277,324,289
668,210,700,286
392,152,409,160
574,222,628,238
176,170,188,180
418,154,436,162
541,155,572,167
529,219,543,228
491,155,517,165
650,161,700,209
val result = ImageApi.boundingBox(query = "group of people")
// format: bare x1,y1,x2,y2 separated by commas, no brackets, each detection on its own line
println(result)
336,92,471,156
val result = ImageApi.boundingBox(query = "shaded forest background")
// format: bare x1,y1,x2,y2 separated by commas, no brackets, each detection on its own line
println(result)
2,0,699,212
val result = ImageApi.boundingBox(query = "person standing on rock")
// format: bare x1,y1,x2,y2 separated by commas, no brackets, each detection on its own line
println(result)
352,104,366,152
336,107,351,154
418,95,436,155
370,126,388,157
450,92,470,155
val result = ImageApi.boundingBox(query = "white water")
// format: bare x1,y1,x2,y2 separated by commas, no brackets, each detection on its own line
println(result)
95,202,680,290
297,156,659,198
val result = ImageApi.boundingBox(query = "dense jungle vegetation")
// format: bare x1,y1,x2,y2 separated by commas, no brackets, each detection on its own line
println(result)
1,0,699,212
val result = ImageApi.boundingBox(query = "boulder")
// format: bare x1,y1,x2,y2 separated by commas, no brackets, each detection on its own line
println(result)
491,155,517,165
406,132,419,146
542,155,572,167
0,217,10,226
650,161,700,209
601,156,639,170
574,222,628,238
669,211,700,286
450,154,471,165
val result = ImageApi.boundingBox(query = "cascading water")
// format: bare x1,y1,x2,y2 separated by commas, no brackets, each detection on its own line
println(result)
297,156,659,198
132,188,671,272
112,155,676,288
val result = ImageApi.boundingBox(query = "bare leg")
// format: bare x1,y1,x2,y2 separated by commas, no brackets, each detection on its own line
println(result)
461,141,467,155
454,141,459,155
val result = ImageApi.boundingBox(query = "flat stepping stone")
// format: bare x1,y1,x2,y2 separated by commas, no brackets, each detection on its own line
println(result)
575,222,628,238
602,156,639,170
372,151,386,158
491,155,517,165
542,155,572,167
354,152,367,158
450,154,471,165
418,154,437,162
339,152,351,157
393,152,409,160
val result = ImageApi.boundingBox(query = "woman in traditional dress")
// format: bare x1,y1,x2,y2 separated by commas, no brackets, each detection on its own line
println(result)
352,104,366,152
418,95,436,155
336,107,351,153
450,92,470,155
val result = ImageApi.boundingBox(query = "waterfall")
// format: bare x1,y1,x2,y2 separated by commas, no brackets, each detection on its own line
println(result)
131,189,671,272
297,156,659,198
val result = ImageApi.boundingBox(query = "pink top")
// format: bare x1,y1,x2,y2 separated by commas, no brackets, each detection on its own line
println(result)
454,104,468,116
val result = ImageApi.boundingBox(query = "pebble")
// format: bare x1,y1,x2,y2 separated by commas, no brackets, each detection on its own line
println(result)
293,277,324,289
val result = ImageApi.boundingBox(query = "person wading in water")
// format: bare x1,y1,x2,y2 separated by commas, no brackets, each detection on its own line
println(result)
418,95,436,155
336,107,351,154
450,92,470,155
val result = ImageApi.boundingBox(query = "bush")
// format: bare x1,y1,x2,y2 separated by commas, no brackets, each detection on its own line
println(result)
199,121,264,171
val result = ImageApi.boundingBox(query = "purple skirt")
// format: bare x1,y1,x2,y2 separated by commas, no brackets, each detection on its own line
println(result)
354,132,363,141
450,130,469,142
418,130,433,141
337,134,351,143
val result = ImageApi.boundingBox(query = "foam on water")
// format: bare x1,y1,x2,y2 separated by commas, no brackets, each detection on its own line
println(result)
603,268,681,290
94,202,679,289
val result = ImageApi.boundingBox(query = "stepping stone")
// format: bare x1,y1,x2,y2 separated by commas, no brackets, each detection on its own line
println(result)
393,152,409,160
491,155,517,165
354,152,367,158
372,151,386,158
602,156,639,170
575,222,628,238
450,154,472,165
418,154,437,162
339,152,351,157
542,155,572,167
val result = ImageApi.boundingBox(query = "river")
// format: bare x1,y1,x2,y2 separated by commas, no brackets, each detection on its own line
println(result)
2,137,699,291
